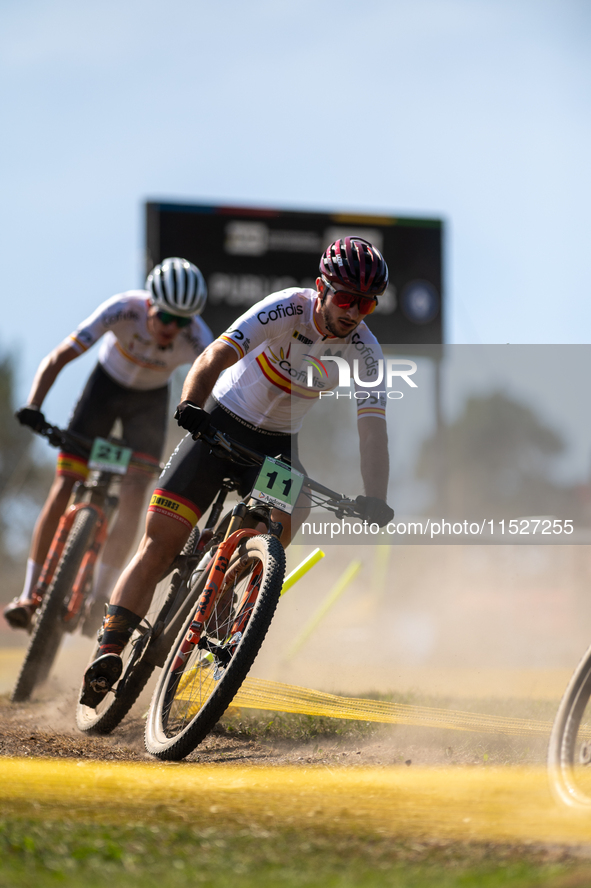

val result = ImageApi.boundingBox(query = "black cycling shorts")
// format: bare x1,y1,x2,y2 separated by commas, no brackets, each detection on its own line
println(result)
149,400,306,530
57,363,168,480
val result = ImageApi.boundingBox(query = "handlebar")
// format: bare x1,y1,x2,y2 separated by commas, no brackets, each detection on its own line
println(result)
35,421,162,474
198,425,364,519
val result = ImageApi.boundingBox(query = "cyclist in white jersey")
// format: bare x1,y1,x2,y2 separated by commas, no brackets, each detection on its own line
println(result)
4,258,212,632
81,237,395,708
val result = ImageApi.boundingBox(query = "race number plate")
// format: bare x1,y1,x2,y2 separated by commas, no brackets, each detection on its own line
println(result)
88,438,133,474
251,457,304,514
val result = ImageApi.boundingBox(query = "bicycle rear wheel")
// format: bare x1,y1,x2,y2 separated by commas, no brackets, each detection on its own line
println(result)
548,643,591,807
145,533,285,761
11,507,99,703
76,526,207,735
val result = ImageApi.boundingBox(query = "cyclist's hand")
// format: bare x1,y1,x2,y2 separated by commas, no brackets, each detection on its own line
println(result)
15,405,46,432
174,400,211,438
355,495,394,527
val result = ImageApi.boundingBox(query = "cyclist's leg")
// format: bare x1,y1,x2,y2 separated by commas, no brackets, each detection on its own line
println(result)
105,428,229,622
81,470,157,635
81,509,194,706
85,379,167,622
95,473,156,579
110,510,192,618
81,432,225,704
102,379,168,577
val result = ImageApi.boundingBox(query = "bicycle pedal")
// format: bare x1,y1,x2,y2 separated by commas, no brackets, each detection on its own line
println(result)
89,676,110,693
80,653,123,709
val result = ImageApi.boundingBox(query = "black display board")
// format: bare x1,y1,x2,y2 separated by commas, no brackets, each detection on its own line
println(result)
146,202,443,344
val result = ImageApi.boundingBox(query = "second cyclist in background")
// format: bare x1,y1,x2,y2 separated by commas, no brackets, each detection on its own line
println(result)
4,258,212,634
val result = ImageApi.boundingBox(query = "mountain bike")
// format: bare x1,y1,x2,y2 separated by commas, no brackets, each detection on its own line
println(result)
143,424,364,761
11,421,159,703
76,422,365,757
548,644,591,807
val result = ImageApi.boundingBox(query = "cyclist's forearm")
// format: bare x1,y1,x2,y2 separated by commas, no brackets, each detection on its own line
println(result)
180,341,238,407
358,418,390,500
26,342,79,407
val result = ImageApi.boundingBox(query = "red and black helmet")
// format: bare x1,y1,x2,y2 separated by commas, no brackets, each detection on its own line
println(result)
319,236,389,297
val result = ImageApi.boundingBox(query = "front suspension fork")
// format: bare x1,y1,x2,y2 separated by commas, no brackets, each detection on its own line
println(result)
169,528,260,673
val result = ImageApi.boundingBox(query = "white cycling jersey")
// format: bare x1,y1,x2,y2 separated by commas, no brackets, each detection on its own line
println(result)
68,291,213,390
213,288,386,433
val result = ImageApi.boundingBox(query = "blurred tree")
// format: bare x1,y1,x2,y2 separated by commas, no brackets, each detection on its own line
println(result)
415,391,576,519
0,352,52,575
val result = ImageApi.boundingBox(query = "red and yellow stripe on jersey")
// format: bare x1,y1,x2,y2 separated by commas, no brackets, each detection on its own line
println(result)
219,333,246,360
57,452,89,480
357,403,387,421
148,489,200,530
256,353,318,400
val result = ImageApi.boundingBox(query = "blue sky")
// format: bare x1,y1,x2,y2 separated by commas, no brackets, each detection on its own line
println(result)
1,0,590,425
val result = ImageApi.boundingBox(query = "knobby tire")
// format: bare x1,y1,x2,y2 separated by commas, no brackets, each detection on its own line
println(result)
144,533,285,762
11,508,99,703
548,642,591,807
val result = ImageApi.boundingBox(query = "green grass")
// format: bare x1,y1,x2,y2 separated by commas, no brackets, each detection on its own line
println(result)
0,816,588,888
220,709,377,742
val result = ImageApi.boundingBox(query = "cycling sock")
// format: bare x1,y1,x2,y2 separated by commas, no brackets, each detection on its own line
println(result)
19,559,43,603
98,604,141,656
91,562,121,604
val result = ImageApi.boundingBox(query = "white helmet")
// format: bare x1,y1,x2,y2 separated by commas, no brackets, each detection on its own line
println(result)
146,257,207,317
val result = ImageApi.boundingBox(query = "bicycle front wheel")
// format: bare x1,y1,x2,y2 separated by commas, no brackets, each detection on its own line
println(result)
548,643,591,807
11,507,99,703
145,533,285,761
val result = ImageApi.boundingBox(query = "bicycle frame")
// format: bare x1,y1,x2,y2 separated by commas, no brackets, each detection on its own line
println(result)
62,512,109,623
147,426,363,677
30,422,160,627
32,501,106,609
169,527,261,674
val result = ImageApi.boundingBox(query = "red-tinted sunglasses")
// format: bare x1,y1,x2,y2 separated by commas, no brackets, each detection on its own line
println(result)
321,276,378,315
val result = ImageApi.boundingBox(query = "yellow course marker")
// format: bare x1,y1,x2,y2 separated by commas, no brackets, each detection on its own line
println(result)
280,547,325,596
233,676,580,738
284,559,362,660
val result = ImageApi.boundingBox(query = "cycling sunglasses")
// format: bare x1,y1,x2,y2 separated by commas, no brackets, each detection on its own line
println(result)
156,310,192,328
321,276,378,316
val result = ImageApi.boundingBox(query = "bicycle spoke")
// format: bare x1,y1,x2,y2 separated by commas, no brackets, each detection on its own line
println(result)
161,558,260,736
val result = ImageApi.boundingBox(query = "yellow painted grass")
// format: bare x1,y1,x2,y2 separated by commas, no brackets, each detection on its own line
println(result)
2,758,591,847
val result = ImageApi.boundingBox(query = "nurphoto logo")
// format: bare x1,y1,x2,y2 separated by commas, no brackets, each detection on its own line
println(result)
304,355,418,400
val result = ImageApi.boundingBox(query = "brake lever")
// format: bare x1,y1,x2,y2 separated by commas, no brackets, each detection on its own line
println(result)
204,430,233,454
41,423,65,449
332,500,364,521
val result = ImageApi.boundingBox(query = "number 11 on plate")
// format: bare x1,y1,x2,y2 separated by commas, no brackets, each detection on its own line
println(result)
251,457,304,514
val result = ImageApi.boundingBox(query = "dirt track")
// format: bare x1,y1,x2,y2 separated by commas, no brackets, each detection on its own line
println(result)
0,640,552,768
0,690,435,767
